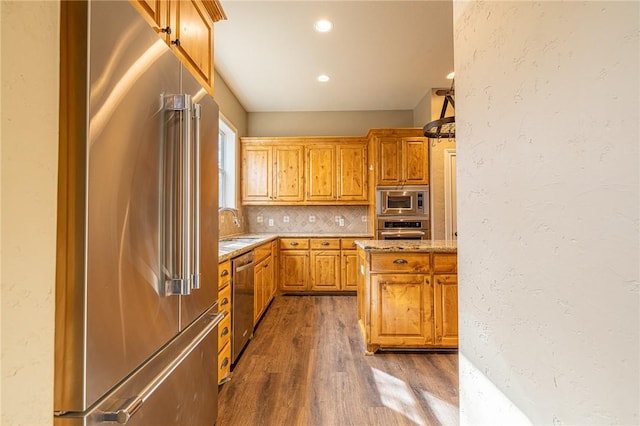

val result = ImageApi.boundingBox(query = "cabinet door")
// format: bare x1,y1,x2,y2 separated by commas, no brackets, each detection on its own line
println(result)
132,0,167,33
306,145,336,201
337,144,367,201
341,250,358,291
403,137,429,185
254,258,266,325
310,250,341,291
370,274,433,345
378,138,402,185
273,145,304,202
242,145,272,202
263,254,275,305
434,274,458,347
279,250,308,291
169,0,214,91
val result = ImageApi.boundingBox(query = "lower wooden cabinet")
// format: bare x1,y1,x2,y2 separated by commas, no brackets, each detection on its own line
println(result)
370,274,433,346
279,237,370,293
254,242,275,325
217,261,232,384
357,249,458,353
434,274,458,346
217,340,231,385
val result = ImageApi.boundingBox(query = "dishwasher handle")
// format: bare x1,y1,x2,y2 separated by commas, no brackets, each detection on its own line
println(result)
234,261,254,274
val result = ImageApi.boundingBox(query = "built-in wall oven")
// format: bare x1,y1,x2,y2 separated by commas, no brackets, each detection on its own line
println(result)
375,185,430,240
376,217,430,240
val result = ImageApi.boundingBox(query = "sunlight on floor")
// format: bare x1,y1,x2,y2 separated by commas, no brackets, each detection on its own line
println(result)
372,367,426,425
421,390,458,424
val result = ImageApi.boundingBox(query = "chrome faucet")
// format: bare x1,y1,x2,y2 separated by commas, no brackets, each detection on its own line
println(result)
219,207,241,227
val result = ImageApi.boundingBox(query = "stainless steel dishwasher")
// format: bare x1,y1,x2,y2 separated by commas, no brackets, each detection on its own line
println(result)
231,251,254,363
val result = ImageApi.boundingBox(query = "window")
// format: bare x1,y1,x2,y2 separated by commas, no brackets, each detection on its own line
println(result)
218,115,236,209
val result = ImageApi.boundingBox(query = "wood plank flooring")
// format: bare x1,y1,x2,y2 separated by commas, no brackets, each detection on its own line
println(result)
217,295,459,426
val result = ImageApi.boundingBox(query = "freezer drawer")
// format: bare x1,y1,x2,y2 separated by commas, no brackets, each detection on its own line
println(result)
54,306,223,426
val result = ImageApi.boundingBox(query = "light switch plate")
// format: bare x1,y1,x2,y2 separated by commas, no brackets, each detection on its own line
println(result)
283,216,290,223
256,215,263,223
309,215,316,223
268,218,274,226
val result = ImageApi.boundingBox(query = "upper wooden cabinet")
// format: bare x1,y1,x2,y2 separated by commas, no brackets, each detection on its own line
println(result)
130,0,226,95
307,145,336,201
306,141,368,202
337,143,368,201
370,128,429,186
274,145,305,202
242,143,304,203
242,137,368,205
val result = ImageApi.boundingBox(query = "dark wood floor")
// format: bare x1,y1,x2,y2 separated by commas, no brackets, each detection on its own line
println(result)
217,295,459,426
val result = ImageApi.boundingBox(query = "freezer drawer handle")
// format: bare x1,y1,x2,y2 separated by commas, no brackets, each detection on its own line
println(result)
96,312,224,424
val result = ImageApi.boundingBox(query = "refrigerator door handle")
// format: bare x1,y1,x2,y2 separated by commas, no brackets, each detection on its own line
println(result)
96,312,224,424
191,103,202,290
163,94,193,296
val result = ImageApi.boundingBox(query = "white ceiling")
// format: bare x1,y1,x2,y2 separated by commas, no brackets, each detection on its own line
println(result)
214,1,454,112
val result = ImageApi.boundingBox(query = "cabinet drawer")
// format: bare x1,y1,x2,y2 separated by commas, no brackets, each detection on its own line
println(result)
370,253,430,273
433,253,457,274
218,260,231,289
217,311,231,350
217,342,231,385
310,238,340,250
341,238,359,250
254,242,272,262
218,284,231,315
280,238,309,250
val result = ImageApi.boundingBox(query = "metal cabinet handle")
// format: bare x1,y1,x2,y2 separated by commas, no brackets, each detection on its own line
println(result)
321,242,329,246
163,94,193,296
290,242,299,246
220,297,229,306
221,358,229,368
191,104,202,290
393,259,408,264
221,270,229,277
221,327,229,337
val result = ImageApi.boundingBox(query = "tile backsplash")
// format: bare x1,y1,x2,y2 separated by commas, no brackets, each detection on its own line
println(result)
245,205,369,234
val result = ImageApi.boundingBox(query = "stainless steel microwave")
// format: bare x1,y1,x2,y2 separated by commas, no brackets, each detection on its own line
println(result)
376,185,429,216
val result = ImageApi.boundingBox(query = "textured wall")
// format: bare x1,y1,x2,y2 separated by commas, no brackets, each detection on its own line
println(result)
1,1,60,424
214,70,248,138
248,110,413,137
454,1,639,425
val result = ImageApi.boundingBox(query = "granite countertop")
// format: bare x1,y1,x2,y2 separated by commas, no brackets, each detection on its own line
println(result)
217,232,376,262
354,239,457,253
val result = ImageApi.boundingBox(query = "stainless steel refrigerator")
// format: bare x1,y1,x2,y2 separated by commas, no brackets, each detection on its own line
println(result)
54,1,222,424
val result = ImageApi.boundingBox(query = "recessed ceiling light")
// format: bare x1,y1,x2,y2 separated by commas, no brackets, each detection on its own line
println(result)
314,19,333,33
446,72,455,79
317,74,330,83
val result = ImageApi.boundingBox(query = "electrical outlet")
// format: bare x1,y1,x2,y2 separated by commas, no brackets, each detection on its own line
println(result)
339,218,345,227
268,218,274,226
309,215,316,223
361,216,367,222
256,215,263,223
283,215,290,223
